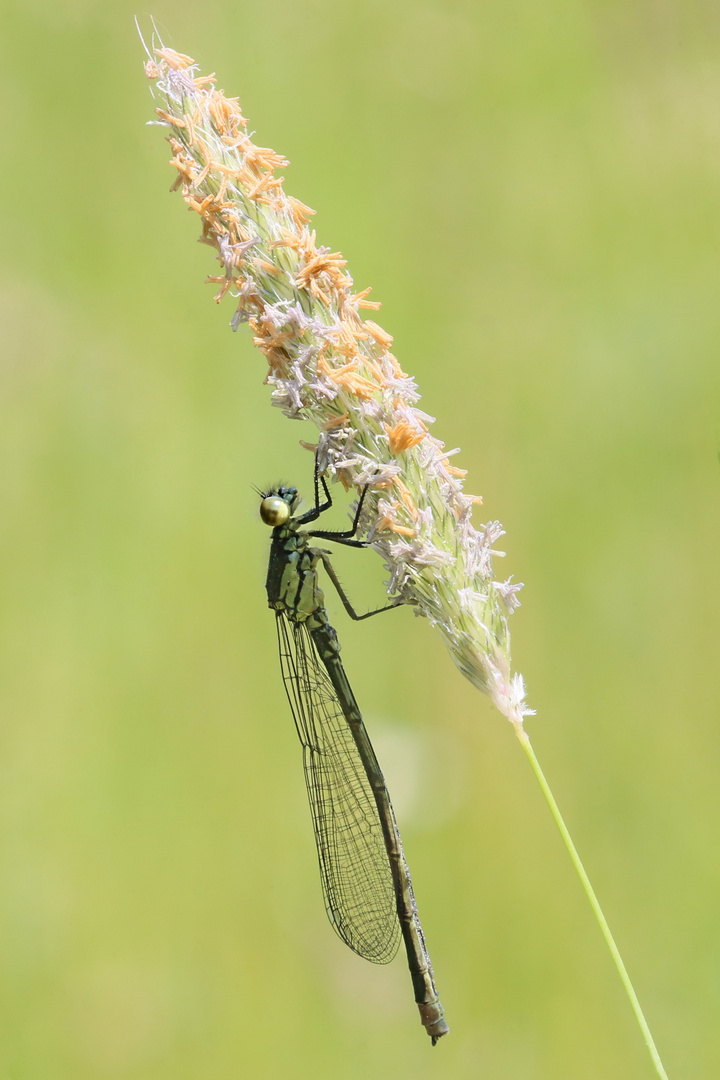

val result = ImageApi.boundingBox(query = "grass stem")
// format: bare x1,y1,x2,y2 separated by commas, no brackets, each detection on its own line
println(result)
520,735,669,1080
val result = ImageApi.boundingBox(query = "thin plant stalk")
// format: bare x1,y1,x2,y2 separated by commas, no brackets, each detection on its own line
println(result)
520,731,669,1080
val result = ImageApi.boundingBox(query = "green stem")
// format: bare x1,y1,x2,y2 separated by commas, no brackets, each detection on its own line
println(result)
519,733,669,1080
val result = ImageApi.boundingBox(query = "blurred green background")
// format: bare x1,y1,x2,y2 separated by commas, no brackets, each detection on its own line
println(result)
1,1,719,1077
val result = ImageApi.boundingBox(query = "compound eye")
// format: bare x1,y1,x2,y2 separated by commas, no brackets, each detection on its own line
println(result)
260,496,290,527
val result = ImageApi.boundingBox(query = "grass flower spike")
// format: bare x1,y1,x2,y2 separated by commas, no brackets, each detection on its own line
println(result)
143,44,532,739
143,37,670,1079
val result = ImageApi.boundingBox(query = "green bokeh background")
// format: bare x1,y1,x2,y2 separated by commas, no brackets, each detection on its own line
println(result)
1,1,719,1077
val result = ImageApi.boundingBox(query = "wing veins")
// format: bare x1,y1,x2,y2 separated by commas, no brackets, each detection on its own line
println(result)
276,612,401,964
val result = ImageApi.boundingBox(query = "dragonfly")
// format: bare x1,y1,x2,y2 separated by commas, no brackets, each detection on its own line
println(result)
258,459,448,1044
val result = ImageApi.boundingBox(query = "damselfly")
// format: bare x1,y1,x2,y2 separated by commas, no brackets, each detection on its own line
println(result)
259,462,448,1044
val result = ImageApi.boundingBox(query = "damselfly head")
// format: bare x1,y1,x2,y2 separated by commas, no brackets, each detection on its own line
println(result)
259,486,299,527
